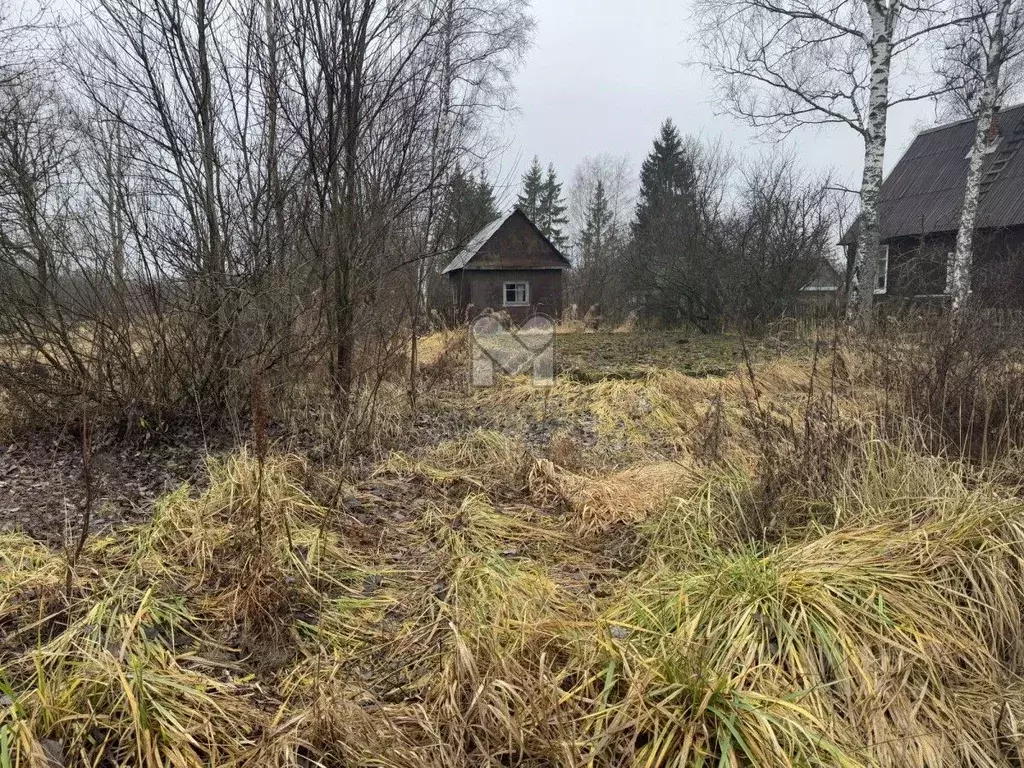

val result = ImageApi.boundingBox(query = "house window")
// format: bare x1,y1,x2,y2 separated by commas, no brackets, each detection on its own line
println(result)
874,246,888,294
503,282,529,306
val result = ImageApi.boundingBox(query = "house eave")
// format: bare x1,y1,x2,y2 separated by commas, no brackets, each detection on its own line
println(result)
451,264,570,272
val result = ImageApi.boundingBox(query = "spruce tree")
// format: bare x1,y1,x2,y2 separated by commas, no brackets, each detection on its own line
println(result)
446,164,499,247
633,119,697,241
574,178,621,316
580,180,613,268
539,163,569,249
517,156,544,221
630,119,712,327
475,170,498,223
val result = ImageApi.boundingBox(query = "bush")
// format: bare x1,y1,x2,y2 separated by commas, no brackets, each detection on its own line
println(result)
871,310,1024,463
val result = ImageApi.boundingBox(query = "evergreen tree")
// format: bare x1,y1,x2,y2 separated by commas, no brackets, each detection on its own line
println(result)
539,163,569,249
476,170,498,221
445,164,499,247
574,179,620,316
632,119,698,240
517,156,544,221
579,180,614,268
630,119,718,328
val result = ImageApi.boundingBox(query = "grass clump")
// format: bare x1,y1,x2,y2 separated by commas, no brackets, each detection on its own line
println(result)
6,331,1024,766
4,587,259,767
381,429,534,495
530,458,694,535
592,448,1024,767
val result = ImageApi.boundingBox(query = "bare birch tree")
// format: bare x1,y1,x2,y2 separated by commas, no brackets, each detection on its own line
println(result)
935,0,1024,118
694,0,959,327
944,0,1021,314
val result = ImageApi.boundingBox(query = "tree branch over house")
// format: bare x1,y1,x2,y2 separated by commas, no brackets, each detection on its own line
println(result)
942,0,1023,314
693,0,965,327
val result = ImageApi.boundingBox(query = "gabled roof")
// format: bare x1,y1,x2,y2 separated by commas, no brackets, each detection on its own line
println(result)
441,208,570,274
801,258,842,291
843,102,1024,244
441,214,509,274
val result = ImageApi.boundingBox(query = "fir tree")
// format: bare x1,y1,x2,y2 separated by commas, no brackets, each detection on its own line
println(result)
580,180,615,266
517,156,544,221
445,164,499,247
630,119,712,327
575,179,620,316
632,119,698,241
539,163,569,249
476,170,498,222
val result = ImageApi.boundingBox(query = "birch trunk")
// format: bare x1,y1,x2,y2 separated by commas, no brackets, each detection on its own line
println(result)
847,5,894,328
410,0,455,412
950,0,1013,315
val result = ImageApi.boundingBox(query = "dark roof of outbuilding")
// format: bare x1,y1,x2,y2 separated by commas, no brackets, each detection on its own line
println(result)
841,103,1024,244
801,258,843,291
440,213,509,274
441,208,571,274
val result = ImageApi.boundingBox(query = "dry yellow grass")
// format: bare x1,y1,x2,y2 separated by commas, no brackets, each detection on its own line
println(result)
4,339,1024,767
530,457,695,534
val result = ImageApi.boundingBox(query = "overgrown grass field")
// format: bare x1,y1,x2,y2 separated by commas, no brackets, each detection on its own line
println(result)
4,324,1024,766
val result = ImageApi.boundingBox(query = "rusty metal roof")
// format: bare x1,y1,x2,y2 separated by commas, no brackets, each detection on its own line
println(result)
842,103,1024,244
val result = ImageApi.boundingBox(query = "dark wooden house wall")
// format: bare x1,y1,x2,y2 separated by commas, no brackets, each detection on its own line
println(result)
847,226,1024,309
450,268,562,322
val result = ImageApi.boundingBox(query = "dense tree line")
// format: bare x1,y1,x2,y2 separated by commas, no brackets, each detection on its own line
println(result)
0,0,531,425
519,121,842,331
2,0,1016,434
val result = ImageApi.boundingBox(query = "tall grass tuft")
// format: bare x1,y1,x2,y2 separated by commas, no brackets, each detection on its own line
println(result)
7,332,1024,766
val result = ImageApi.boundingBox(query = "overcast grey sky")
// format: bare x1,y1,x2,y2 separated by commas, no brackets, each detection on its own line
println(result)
491,0,942,210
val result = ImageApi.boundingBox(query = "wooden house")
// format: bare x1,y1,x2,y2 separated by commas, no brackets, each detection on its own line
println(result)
841,104,1024,308
442,208,571,321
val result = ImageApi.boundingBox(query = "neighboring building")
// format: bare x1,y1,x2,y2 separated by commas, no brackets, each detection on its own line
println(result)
841,103,1024,308
798,256,843,311
442,208,571,321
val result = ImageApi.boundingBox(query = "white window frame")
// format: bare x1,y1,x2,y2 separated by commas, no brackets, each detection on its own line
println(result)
874,245,888,295
503,281,529,307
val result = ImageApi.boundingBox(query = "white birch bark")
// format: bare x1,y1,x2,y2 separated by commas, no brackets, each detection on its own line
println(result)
847,4,895,327
950,0,1013,315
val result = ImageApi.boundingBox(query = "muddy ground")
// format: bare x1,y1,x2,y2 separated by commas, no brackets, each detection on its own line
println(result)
0,329,809,544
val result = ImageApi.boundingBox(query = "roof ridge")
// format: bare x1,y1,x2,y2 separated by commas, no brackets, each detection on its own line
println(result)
440,208,571,274
915,101,1024,137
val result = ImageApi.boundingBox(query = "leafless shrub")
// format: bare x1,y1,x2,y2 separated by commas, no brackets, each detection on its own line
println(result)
737,337,860,541
873,310,1024,463
0,0,532,441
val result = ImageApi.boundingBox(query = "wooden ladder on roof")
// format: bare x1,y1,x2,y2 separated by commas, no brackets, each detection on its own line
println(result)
979,119,1024,196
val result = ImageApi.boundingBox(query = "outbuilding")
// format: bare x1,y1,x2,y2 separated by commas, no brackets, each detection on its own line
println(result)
442,208,571,321
841,104,1024,307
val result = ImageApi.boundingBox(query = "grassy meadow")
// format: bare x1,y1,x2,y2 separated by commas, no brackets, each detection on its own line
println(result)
4,322,1024,766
